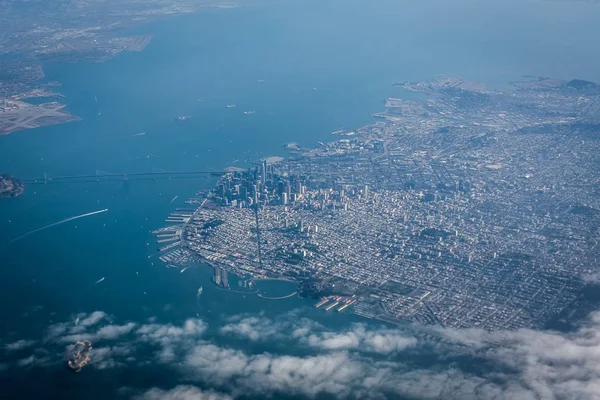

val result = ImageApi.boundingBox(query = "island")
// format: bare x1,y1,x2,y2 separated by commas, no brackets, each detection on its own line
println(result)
154,76,600,332
0,175,24,198
67,340,92,372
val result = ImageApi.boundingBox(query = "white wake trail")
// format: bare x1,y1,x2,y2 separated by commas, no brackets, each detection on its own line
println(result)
6,209,108,245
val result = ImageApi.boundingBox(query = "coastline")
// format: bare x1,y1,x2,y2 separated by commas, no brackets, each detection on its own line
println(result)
0,3,241,136
154,75,600,332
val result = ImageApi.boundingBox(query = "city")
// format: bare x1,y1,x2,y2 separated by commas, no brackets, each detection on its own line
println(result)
155,76,600,331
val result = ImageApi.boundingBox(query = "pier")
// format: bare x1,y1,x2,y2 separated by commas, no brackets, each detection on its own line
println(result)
315,297,332,308
157,237,179,244
337,300,356,312
159,241,180,252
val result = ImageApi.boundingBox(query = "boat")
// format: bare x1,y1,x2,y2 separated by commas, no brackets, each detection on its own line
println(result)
175,115,191,121
226,104,236,108
197,286,203,296
244,111,256,115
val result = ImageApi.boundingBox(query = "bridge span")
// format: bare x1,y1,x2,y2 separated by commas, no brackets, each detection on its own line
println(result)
24,170,223,184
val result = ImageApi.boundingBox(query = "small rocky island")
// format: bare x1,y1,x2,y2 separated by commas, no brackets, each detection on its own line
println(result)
67,340,92,372
0,175,24,198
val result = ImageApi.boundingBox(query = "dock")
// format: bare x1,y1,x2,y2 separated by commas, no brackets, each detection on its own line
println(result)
157,236,179,244
337,300,356,312
159,241,180,252
315,297,331,308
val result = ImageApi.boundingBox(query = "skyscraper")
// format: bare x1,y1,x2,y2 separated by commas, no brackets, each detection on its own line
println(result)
213,267,222,286
222,270,229,288
285,183,291,198
261,159,268,182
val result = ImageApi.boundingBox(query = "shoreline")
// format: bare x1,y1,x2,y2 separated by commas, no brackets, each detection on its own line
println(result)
0,4,241,136
154,75,600,332
0,175,24,198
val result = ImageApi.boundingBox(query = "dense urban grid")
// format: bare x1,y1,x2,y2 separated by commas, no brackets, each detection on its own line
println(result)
156,77,600,330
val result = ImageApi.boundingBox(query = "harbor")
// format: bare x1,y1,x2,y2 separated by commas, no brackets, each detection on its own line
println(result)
315,296,357,312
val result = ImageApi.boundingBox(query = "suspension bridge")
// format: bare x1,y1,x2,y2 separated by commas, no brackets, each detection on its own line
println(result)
23,168,223,184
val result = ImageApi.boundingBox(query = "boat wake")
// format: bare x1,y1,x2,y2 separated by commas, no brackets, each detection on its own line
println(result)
5,209,108,246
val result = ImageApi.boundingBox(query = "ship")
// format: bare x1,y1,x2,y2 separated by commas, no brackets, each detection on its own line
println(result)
67,340,92,372
226,104,236,108
243,111,256,115
175,115,191,121
197,286,203,296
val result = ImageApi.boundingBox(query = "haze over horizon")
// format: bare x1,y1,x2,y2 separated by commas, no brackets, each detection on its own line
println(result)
1,1,600,399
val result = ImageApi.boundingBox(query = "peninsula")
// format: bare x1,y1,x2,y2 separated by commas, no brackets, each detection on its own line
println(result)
155,77,600,331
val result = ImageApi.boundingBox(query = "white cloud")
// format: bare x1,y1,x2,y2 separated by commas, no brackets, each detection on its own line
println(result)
92,345,135,370
96,322,137,340
237,352,371,398
582,271,600,285
170,311,600,399
304,324,417,354
363,330,417,354
136,319,207,344
60,322,137,343
10,308,600,399
219,316,285,342
179,344,542,400
17,354,40,367
5,339,36,352
184,344,250,383
46,322,70,340
134,318,207,364
423,310,600,400
219,315,414,356
78,311,107,327
135,385,232,400
45,311,109,341
184,344,360,397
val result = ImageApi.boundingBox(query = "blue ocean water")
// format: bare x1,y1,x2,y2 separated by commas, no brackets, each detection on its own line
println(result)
1,0,599,398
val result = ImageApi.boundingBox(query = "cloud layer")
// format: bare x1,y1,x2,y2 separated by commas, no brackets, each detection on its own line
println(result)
4,309,600,399
136,385,232,400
